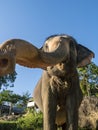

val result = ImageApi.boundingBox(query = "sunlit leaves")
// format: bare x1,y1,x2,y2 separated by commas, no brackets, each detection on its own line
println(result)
78,62,98,96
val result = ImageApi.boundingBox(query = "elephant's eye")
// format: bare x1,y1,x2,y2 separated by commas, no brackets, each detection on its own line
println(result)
44,44,49,51
45,44,48,48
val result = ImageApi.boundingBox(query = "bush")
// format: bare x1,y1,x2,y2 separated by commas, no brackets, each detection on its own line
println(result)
17,112,43,130
0,108,43,130
0,120,18,130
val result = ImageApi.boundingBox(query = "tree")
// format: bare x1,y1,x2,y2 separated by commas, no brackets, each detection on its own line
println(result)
0,71,17,90
78,62,98,96
0,90,22,114
16,91,31,108
0,72,17,114
0,90,31,115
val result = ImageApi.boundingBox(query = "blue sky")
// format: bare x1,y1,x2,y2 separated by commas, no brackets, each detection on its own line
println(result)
0,0,98,96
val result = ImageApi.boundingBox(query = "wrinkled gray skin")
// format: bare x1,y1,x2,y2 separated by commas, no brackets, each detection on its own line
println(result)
0,34,94,130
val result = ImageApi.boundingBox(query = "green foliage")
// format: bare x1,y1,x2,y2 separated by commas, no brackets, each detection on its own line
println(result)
0,71,17,90
0,108,43,130
78,62,98,96
0,121,18,130
0,90,21,104
0,90,31,115
17,111,43,130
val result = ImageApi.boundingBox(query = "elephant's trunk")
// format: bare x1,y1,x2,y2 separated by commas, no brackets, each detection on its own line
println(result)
0,38,68,76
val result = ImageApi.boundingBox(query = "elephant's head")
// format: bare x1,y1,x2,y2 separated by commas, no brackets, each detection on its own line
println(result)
0,34,94,76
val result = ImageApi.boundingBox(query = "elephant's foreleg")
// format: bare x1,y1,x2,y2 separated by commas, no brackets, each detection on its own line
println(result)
41,71,58,130
42,86,57,130
65,95,78,130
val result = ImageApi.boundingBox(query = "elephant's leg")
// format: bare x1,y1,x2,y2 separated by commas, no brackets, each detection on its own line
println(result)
42,72,57,130
42,87,57,130
65,95,78,130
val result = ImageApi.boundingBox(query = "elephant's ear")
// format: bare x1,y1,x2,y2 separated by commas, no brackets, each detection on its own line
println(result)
77,44,95,67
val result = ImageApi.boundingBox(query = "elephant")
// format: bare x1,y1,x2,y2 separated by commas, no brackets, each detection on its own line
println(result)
0,34,94,130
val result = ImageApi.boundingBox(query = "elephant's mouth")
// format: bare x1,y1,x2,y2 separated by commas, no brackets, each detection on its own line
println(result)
0,58,8,68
